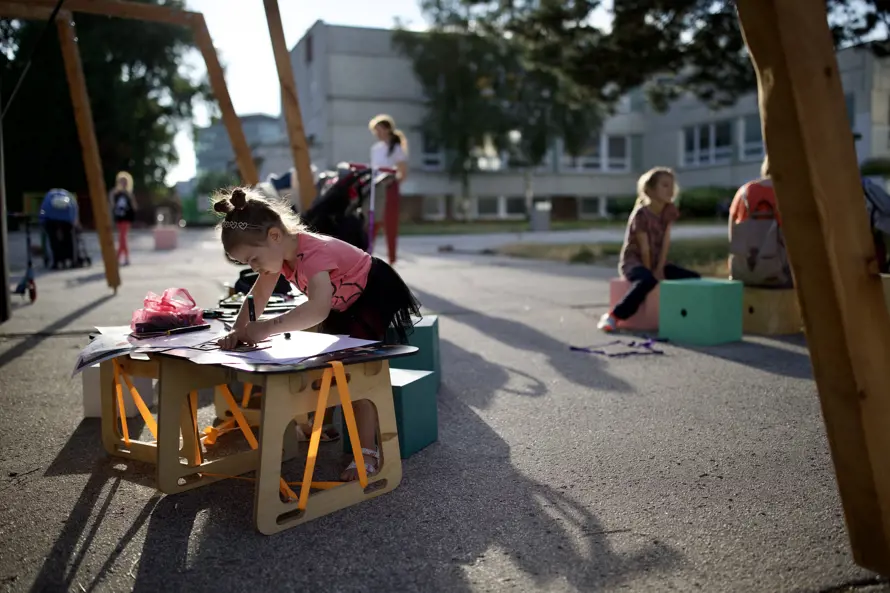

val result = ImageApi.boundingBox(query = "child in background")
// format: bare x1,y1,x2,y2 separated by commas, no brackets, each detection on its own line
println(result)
598,167,700,332
213,187,421,480
110,171,137,266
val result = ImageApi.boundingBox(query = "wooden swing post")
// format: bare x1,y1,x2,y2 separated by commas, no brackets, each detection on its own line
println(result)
262,0,316,210
0,0,261,295
737,0,890,575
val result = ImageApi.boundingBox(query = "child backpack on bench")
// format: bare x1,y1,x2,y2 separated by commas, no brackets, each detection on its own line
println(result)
863,177,890,274
728,179,793,288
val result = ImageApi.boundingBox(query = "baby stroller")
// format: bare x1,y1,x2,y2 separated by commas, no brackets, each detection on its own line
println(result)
301,163,395,253
38,188,90,269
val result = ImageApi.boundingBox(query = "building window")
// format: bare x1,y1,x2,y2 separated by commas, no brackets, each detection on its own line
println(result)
561,136,601,171
845,93,856,130
421,134,445,171
474,196,526,219
560,134,631,173
535,149,554,173
476,196,500,218
740,114,764,161
578,196,608,219
505,196,526,216
606,136,629,171
682,120,733,167
422,195,446,220
305,34,313,64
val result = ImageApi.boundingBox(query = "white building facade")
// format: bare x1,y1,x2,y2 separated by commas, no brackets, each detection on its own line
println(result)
196,22,890,221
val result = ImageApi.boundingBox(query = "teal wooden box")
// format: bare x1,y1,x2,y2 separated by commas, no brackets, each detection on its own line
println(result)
388,315,441,387
342,368,438,459
659,279,743,345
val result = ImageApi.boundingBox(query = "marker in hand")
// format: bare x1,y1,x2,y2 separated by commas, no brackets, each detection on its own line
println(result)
247,294,256,322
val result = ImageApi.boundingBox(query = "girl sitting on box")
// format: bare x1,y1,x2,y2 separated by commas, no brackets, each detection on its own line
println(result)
597,167,700,332
212,187,422,480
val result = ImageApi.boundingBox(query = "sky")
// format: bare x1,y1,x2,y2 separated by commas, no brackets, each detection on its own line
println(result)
169,0,428,184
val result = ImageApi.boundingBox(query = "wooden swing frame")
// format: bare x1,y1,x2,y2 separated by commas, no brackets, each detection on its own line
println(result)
0,0,316,292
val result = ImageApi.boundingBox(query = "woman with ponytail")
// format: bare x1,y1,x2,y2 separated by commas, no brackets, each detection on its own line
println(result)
368,114,408,265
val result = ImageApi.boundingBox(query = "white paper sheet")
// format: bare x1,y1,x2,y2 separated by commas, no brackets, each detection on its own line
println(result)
165,331,378,368
74,320,229,376
95,320,228,350
71,334,135,377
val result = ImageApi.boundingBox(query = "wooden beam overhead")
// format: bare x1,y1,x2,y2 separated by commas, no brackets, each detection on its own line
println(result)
18,0,194,25
0,1,69,20
263,0,316,210
188,12,259,185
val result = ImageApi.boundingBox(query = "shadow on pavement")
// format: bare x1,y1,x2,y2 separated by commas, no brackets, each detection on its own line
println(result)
123,387,682,591
414,289,634,395
0,294,114,370
29,420,157,593
671,336,813,380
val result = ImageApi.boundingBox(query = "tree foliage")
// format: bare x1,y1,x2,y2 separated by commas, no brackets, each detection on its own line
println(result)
392,1,602,195
0,1,210,211
432,0,886,112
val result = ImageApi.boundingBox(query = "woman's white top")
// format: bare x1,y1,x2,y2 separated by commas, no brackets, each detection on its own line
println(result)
370,140,407,169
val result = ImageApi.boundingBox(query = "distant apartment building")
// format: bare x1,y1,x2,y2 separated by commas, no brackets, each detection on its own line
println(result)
194,113,291,180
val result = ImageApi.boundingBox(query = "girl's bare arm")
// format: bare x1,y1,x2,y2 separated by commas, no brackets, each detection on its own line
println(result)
233,271,278,330
638,232,652,269
657,226,672,271
264,271,333,334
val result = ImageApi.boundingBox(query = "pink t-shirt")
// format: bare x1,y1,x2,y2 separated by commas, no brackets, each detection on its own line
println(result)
281,233,372,311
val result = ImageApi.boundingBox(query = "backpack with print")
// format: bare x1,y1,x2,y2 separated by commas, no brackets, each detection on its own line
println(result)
728,180,793,288
112,191,134,221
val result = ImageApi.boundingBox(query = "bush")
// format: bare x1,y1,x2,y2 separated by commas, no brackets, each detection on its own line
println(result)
861,158,890,177
676,186,735,219
606,195,638,218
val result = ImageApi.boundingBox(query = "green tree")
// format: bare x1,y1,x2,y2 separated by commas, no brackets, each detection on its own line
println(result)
194,169,239,198
441,0,884,112
393,7,602,219
0,1,211,215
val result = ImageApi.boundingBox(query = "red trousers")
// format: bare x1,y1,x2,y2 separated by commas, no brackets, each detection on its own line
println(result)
116,221,130,262
375,182,400,264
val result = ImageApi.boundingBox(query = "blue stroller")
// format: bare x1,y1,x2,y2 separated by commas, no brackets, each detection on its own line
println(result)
39,188,91,270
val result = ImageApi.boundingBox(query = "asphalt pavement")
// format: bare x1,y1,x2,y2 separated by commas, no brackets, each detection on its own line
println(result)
0,227,887,592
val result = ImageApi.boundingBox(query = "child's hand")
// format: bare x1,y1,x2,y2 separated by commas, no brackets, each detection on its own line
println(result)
217,329,249,350
243,320,272,345
654,265,665,281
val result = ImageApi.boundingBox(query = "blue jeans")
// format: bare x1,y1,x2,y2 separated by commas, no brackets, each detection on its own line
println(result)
613,264,700,320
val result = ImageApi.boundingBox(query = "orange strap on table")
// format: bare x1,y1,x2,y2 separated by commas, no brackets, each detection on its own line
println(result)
112,359,158,442
201,361,370,506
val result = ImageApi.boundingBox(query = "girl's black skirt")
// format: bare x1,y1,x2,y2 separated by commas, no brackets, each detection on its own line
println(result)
320,257,421,344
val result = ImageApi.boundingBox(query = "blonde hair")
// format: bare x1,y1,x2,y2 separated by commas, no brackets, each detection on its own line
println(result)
368,113,409,157
115,171,134,193
635,167,679,207
212,186,307,254
761,154,770,178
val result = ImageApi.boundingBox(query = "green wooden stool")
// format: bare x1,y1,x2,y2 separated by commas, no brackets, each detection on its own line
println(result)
343,368,438,459
659,278,743,345
388,315,441,387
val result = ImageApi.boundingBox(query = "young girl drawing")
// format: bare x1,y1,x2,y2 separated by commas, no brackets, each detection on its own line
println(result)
213,187,421,480
598,167,700,332
110,171,137,266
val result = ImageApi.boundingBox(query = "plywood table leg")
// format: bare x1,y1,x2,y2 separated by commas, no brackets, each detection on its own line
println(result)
254,362,402,535
155,357,261,494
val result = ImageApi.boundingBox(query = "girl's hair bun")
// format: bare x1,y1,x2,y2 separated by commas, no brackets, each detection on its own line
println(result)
213,199,233,214
230,188,248,210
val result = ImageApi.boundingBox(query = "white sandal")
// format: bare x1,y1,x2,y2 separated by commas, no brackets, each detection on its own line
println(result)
343,447,380,478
